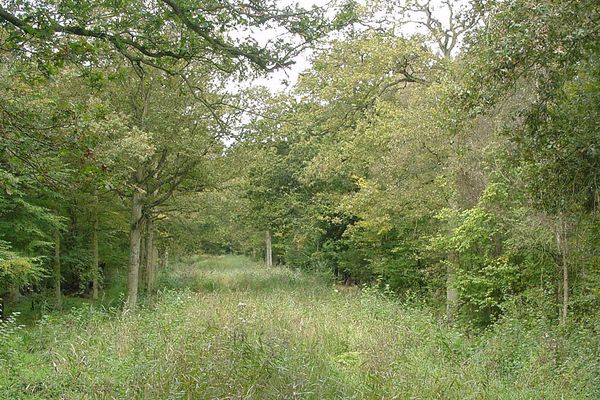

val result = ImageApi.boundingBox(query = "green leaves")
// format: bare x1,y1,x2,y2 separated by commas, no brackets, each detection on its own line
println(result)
0,241,45,293
1,0,354,78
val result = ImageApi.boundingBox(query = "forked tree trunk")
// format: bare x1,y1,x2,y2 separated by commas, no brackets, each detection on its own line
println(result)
54,230,62,309
91,193,99,300
126,188,144,309
265,230,273,267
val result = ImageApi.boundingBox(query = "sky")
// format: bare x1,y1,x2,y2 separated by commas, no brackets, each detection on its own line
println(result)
230,0,332,93
255,0,332,91
240,0,459,93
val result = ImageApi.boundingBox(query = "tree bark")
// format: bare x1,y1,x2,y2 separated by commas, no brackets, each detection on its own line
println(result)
54,230,62,309
91,193,99,300
126,187,145,309
8,285,20,302
144,217,155,292
556,216,569,325
265,229,273,267
149,245,158,293
139,216,147,293
446,190,461,324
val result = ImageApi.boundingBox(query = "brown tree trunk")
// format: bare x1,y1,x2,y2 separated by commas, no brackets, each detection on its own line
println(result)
91,193,99,300
139,216,147,293
149,245,158,293
8,285,20,302
556,216,569,325
446,189,461,324
126,187,144,309
144,218,155,292
54,230,62,309
265,229,273,267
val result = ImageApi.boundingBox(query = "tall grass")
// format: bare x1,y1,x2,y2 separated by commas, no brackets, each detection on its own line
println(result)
1,255,598,399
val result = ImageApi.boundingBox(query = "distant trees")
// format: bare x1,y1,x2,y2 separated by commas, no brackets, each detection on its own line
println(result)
0,0,356,310
0,0,597,328
458,0,600,324
223,0,599,327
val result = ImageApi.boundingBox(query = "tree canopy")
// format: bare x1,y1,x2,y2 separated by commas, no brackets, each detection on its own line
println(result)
0,0,598,335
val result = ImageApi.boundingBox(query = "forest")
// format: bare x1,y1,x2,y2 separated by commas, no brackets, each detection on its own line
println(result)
0,0,599,398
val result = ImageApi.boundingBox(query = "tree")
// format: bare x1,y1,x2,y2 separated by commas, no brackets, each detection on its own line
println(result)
459,0,600,324
0,0,350,73
1,0,358,308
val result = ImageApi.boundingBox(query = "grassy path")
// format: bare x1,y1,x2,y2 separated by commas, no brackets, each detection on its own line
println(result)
1,255,596,399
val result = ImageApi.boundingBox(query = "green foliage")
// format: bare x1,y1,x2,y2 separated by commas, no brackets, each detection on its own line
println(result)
429,183,516,325
1,0,348,75
0,1,599,397
1,256,597,399
222,0,600,330
0,242,45,295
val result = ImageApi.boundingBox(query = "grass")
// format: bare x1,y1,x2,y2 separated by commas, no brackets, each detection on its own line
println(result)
1,255,598,399
6,267,128,327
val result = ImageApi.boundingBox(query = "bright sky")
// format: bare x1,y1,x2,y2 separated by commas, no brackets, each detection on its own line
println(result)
263,0,331,89
229,0,331,93
241,0,459,93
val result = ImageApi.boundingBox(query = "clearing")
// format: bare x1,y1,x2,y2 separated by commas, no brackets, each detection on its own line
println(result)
1,255,596,399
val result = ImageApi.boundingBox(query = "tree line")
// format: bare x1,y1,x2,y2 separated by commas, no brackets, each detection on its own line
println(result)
1,0,598,329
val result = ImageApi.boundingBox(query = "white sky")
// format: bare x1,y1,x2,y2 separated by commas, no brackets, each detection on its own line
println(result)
257,0,331,90
229,0,331,93
240,0,459,93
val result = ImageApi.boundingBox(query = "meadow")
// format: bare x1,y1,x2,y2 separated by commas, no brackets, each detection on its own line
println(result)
1,255,597,399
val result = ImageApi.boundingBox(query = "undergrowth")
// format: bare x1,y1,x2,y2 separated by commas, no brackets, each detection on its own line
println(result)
1,255,598,399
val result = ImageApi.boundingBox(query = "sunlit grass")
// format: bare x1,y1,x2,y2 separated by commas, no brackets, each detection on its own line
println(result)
1,255,597,399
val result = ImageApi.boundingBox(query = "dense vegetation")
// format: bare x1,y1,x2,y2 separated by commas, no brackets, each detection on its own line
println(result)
2,255,598,399
0,0,598,398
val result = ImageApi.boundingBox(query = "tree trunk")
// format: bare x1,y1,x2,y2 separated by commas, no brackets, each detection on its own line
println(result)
265,229,273,267
446,190,461,324
144,218,155,292
556,216,569,325
126,188,144,309
446,259,459,324
8,285,20,302
149,245,159,293
54,230,62,309
139,216,147,293
91,193,99,300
